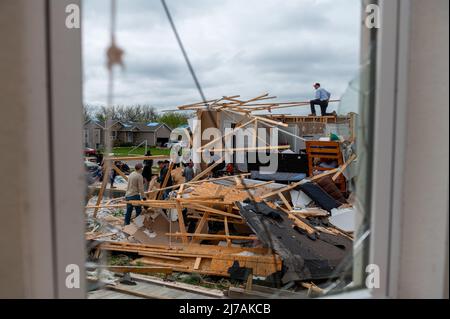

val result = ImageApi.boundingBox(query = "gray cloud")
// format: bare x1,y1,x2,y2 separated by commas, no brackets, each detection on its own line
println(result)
82,0,361,114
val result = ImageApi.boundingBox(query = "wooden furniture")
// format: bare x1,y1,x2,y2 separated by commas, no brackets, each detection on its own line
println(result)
305,140,346,192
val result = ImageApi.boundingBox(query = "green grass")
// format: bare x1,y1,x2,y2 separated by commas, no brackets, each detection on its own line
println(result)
109,147,170,157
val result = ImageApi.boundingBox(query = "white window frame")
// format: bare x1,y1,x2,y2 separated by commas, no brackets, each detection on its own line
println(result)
327,0,411,299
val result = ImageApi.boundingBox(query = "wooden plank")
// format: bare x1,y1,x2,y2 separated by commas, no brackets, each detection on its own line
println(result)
187,215,244,224
190,212,209,244
111,163,128,181
168,232,258,241
93,164,110,218
252,119,258,148
138,252,183,261
193,257,202,270
134,258,190,269
287,213,316,235
332,153,357,182
175,199,188,244
145,173,250,194
278,193,293,211
86,232,115,240
188,157,224,182
186,203,243,219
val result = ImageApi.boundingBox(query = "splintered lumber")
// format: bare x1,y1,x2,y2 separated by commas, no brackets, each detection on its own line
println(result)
189,157,224,182
133,259,190,269
287,213,316,236
138,252,183,261
86,232,116,240
237,180,275,190
175,199,188,244
184,203,243,219
98,242,282,277
199,119,256,151
93,164,110,218
168,232,258,241
145,173,250,194
332,153,357,181
259,168,341,200
252,115,289,127
290,209,329,217
188,182,253,203
111,163,128,181
187,215,245,224
278,193,293,211
191,212,210,244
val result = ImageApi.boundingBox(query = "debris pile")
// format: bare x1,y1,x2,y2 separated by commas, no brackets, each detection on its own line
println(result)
85,94,358,297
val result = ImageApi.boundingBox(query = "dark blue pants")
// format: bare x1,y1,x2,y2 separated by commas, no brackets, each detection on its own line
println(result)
310,99,329,116
125,194,142,225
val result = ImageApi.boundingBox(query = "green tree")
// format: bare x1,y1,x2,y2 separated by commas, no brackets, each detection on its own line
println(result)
157,112,190,129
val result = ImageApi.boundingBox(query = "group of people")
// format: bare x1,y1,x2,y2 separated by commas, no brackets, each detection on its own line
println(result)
124,151,196,225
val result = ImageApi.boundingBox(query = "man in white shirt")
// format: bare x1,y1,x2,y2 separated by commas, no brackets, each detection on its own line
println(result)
309,82,333,116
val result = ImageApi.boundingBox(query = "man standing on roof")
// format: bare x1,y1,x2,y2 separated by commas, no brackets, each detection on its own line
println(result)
124,163,146,225
309,83,335,116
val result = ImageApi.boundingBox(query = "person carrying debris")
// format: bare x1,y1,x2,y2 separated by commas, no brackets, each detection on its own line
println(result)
309,83,335,116
124,163,146,225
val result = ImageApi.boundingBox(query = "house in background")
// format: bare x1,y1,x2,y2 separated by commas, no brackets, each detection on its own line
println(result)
83,120,172,149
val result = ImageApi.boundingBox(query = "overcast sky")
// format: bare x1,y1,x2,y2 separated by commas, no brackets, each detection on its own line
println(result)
82,0,361,114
